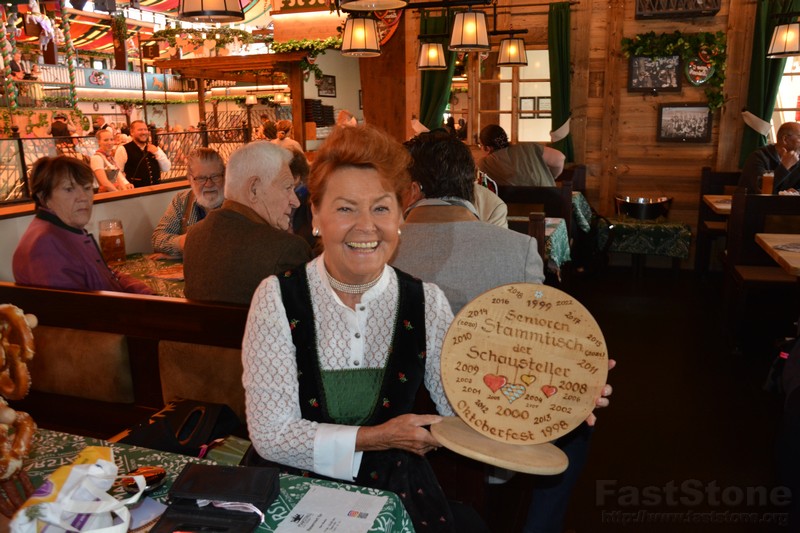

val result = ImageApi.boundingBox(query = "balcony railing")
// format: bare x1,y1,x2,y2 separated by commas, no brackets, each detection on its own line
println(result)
6,65,237,97
0,124,248,204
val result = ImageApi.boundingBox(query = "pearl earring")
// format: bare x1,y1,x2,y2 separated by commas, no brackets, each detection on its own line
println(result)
312,227,320,237
397,228,402,236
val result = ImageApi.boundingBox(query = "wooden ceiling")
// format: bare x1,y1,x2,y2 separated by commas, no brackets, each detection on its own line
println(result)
153,50,308,82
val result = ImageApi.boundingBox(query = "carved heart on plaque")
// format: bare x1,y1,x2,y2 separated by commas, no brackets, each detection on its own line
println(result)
501,384,526,404
521,374,536,385
483,374,507,393
541,385,558,398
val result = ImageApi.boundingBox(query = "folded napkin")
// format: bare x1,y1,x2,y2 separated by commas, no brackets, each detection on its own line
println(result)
773,242,800,252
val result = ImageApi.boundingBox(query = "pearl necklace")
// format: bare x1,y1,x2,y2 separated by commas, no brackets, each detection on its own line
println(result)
326,270,381,294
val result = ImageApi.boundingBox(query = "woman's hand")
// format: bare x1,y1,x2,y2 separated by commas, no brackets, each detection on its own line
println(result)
585,358,616,427
356,414,443,456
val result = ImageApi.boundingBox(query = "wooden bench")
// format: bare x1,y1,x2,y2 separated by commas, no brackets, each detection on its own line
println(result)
0,282,493,522
723,191,800,341
0,282,248,438
695,166,742,274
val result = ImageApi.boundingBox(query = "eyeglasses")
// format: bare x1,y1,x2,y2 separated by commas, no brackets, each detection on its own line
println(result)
191,173,224,185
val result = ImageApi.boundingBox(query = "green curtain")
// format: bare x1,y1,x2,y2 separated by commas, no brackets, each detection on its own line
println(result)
739,0,800,167
419,12,456,131
547,2,573,162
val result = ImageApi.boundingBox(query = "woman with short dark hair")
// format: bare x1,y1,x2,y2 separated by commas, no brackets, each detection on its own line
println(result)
12,156,151,294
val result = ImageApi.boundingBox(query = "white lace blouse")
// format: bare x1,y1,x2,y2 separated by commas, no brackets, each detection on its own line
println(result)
243,255,455,481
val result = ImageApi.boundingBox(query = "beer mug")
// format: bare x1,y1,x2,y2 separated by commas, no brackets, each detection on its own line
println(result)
761,171,775,195
99,219,126,264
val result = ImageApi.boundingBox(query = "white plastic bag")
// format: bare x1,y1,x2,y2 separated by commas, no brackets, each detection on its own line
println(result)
10,446,145,533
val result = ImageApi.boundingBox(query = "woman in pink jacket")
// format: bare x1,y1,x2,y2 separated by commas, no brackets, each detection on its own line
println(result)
13,156,151,294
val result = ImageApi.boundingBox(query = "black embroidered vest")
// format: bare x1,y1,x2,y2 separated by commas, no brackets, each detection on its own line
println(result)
278,266,428,426
123,142,160,187
276,265,457,532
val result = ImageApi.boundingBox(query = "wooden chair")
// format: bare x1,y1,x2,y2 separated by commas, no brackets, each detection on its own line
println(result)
557,164,587,193
498,181,574,238
723,190,800,344
528,211,546,260
695,166,742,274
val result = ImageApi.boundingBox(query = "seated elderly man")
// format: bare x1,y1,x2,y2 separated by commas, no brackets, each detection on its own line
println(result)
152,148,225,257
392,130,609,533
183,141,312,305
477,124,565,186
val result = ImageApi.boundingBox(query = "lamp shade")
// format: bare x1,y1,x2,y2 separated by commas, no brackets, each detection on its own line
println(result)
768,22,800,58
245,95,257,105
497,37,527,67
178,0,243,23
418,42,447,70
449,10,489,52
341,15,381,57
340,0,407,10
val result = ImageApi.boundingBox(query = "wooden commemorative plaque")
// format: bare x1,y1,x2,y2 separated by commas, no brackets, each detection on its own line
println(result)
434,283,608,471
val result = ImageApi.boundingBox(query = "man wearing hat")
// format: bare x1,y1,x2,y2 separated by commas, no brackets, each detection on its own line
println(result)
47,112,76,137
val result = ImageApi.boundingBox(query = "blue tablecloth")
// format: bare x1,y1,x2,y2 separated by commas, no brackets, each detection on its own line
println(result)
598,217,691,259
572,191,593,233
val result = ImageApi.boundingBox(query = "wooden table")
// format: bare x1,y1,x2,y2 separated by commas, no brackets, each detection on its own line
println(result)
755,233,800,276
703,194,732,215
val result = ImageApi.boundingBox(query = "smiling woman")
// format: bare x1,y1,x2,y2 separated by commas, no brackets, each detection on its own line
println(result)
11,156,152,294
243,125,489,533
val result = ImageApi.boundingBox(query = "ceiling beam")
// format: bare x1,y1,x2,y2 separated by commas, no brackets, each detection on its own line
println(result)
154,50,307,78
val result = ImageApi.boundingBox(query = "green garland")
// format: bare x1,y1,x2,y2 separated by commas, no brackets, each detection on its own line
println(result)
621,31,727,111
111,13,129,43
153,28,259,48
272,37,342,81
23,111,50,134
75,95,275,105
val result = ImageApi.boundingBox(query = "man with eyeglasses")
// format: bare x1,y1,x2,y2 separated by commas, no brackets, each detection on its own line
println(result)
152,148,225,256
740,121,800,194
183,142,312,305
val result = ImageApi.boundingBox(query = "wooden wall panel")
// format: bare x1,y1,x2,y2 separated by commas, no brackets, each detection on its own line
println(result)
360,15,409,143
572,0,740,264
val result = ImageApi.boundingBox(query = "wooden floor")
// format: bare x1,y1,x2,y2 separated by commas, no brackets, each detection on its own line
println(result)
489,266,793,533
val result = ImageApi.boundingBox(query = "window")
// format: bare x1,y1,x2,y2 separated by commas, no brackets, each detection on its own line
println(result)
771,57,800,141
476,49,551,143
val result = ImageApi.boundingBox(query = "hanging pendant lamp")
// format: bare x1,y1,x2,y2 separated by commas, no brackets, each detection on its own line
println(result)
768,21,800,58
497,37,527,67
341,14,381,57
418,42,447,70
178,0,244,23
449,9,489,52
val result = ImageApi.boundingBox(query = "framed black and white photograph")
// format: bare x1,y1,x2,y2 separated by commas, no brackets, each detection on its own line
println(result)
628,56,681,92
317,75,336,98
520,97,535,119
537,96,552,118
657,103,712,143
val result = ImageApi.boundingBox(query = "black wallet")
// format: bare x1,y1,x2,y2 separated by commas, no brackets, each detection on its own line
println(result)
151,463,280,533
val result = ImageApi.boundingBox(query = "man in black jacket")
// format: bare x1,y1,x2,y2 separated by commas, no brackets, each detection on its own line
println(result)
740,121,800,194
